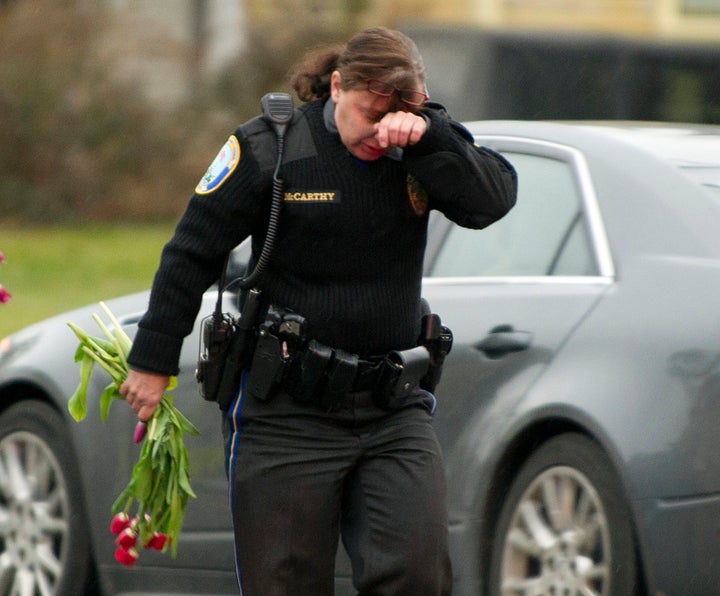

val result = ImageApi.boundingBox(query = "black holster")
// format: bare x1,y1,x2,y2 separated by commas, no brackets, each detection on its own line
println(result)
196,312,235,403
417,313,453,393
374,346,432,410
287,341,359,409
245,306,306,403
196,289,263,410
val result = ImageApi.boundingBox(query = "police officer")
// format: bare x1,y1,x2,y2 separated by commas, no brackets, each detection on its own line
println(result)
121,27,517,595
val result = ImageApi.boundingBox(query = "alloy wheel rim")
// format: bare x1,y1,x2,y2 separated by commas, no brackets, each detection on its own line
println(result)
500,465,611,595
0,431,69,595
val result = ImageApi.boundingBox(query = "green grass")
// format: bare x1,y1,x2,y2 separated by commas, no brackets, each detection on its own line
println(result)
0,223,176,338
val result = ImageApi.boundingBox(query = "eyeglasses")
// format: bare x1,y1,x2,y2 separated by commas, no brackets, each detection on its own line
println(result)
367,79,428,107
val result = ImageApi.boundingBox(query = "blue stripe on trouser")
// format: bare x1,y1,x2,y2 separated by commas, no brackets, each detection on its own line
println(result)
226,370,248,595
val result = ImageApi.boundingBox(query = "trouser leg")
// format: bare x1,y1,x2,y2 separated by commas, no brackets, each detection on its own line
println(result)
341,404,453,596
222,382,452,596
223,385,353,596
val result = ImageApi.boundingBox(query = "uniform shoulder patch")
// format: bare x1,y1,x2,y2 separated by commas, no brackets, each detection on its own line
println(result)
195,135,241,195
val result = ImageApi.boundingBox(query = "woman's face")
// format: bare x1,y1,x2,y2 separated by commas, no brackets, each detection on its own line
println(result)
330,71,404,161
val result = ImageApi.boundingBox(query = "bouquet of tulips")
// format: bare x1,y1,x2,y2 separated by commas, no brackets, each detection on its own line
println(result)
67,302,199,566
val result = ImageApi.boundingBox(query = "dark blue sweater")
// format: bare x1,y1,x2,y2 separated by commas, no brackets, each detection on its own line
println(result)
128,99,517,375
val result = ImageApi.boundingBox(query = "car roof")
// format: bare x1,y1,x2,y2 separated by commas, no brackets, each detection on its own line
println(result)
464,120,720,166
463,120,720,260
464,120,720,198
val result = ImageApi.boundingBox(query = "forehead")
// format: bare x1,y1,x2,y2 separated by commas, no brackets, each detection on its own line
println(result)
348,88,400,114
345,66,421,91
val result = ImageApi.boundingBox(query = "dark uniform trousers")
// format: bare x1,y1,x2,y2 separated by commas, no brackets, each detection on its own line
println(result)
222,371,452,596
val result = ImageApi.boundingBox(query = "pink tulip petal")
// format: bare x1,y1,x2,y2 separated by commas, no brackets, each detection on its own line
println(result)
133,421,147,444
110,512,131,535
114,546,139,567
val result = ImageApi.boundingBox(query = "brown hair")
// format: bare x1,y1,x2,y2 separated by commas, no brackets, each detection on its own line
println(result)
290,27,426,103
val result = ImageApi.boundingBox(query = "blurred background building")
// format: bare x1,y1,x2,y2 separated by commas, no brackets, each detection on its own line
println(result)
102,0,720,122
1,0,718,223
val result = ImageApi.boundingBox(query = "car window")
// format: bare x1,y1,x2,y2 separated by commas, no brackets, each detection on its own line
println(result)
428,151,597,277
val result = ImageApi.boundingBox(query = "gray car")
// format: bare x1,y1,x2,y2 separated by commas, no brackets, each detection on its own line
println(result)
1,120,719,595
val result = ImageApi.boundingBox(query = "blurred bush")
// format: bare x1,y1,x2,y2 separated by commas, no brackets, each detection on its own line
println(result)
0,1,190,222
0,0,361,224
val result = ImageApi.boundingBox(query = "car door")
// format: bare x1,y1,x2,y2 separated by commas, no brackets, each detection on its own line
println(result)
420,137,616,513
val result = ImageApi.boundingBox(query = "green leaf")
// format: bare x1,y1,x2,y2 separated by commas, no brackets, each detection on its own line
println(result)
167,430,179,462
165,470,177,506
73,342,86,363
149,412,169,450
134,459,154,503
167,492,183,557
99,383,121,422
151,434,167,461
67,353,94,421
174,408,201,436
177,465,196,499
86,334,120,359
79,345,125,385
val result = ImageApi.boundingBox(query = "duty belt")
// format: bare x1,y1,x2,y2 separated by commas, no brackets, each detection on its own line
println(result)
244,305,452,410
248,335,432,410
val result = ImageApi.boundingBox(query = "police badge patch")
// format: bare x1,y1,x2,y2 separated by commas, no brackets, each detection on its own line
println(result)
195,135,241,195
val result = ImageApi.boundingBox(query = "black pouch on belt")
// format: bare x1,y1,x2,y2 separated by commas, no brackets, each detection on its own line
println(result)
374,346,431,410
247,330,286,401
292,340,333,403
320,349,358,408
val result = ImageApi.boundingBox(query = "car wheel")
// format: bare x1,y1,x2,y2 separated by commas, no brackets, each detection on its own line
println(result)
0,400,92,595
488,433,638,595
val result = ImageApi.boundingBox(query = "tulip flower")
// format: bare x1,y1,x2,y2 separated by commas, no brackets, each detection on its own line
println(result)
115,527,138,549
133,421,147,444
114,547,139,567
110,512,131,535
144,531,169,551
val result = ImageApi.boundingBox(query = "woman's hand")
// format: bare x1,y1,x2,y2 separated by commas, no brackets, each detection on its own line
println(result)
120,369,170,422
374,111,427,149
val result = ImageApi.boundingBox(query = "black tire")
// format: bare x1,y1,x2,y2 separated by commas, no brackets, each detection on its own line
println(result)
488,433,638,596
0,400,92,595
